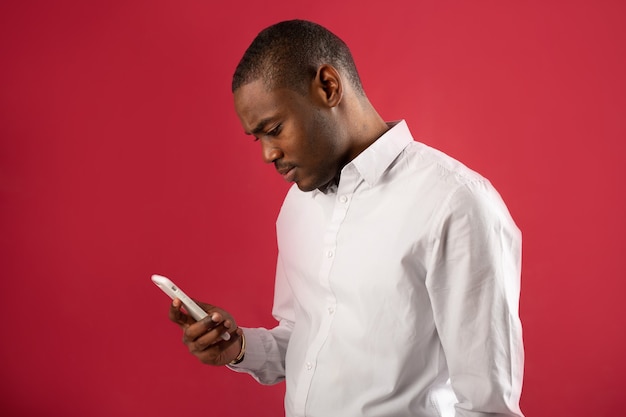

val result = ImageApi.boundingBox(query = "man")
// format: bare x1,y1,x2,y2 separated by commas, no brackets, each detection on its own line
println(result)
169,19,524,417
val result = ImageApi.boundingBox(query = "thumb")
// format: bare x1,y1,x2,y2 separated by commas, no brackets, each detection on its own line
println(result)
168,298,195,327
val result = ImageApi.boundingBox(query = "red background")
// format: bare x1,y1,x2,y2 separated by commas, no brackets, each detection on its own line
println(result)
1,1,625,416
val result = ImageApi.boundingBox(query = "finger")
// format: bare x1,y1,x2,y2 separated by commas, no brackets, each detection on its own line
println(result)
182,314,223,344
169,298,193,327
199,311,233,341
191,319,237,350
203,312,234,340
193,330,243,366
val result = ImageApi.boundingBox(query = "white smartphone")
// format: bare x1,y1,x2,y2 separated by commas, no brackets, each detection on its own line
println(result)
151,274,230,341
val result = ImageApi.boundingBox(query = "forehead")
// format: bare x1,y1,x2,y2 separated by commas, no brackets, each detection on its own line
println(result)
233,80,302,134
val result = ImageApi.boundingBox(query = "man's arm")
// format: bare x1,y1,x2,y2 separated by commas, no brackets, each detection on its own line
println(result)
426,181,524,416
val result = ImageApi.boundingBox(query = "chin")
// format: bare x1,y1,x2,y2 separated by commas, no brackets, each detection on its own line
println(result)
294,176,321,192
296,176,335,193
295,181,317,192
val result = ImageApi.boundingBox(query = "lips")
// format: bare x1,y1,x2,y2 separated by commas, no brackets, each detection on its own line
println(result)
276,165,296,182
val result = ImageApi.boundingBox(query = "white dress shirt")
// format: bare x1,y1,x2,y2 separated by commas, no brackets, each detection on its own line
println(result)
230,120,524,417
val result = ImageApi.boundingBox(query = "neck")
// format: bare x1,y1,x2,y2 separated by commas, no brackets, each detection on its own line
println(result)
345,100,389,162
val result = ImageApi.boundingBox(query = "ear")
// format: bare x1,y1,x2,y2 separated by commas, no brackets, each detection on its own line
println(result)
312,64,343,108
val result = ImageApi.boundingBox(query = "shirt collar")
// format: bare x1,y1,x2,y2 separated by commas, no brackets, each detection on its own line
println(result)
348,119,413,187
311,120,414,196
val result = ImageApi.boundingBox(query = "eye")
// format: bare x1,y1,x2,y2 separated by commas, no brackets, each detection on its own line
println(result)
266,124,282,137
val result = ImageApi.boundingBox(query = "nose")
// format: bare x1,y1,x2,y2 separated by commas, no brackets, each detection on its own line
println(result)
261,141,283,164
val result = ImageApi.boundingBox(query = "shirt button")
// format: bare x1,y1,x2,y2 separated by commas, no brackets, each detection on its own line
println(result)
339,195,348,203
306,362,313,370
328,307,335,315
326,250,334,258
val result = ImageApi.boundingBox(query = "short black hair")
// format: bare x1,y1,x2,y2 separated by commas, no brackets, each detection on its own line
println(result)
232,19,364,95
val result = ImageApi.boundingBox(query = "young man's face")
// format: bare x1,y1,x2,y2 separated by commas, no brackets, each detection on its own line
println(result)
234,79,347,192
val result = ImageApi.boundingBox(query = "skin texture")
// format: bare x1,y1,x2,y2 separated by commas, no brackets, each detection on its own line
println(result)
169,299,243,366
169,63,388,365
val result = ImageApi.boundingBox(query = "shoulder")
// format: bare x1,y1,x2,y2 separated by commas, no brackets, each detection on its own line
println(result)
388,140,490,207
397,141,518,231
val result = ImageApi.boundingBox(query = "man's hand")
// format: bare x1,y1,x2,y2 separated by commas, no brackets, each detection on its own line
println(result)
169,299,243,366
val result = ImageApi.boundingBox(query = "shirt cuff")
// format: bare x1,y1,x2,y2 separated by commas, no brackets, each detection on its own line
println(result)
225,327,267,372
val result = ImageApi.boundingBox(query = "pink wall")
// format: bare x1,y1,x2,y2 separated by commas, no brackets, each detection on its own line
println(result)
1,1,625,416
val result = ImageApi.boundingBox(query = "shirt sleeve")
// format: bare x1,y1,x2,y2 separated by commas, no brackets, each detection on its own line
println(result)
425,180,525,417
227,252,294,386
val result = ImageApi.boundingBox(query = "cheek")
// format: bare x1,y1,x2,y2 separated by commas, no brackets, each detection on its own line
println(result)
292,110,339,169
